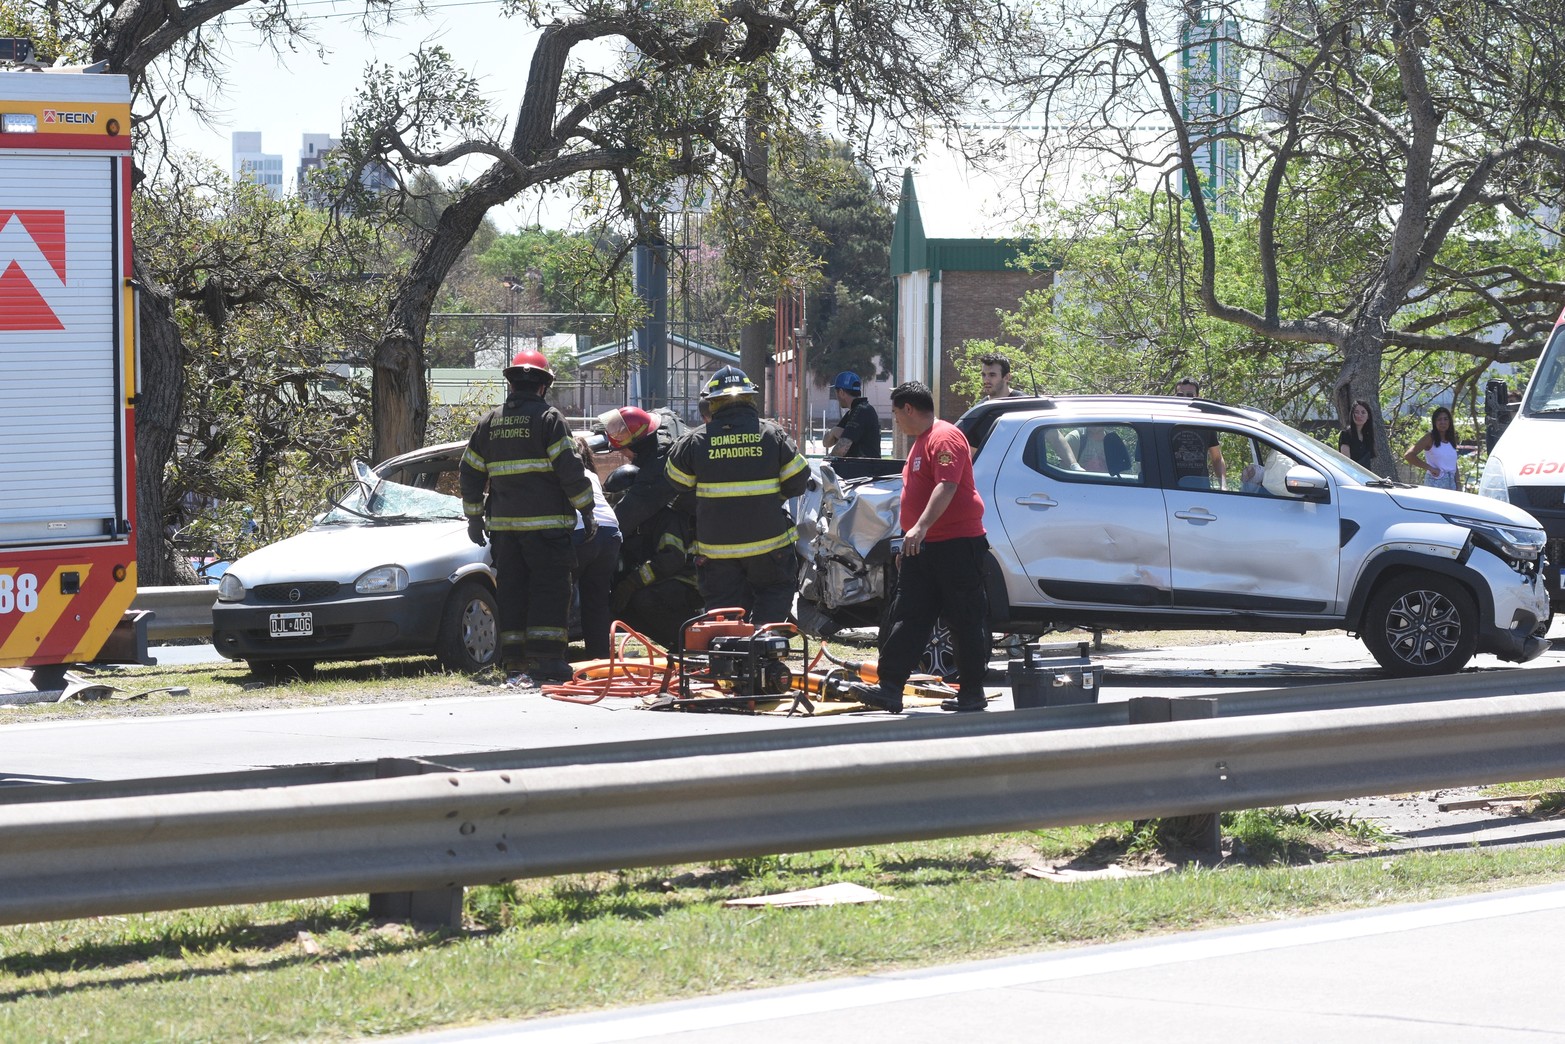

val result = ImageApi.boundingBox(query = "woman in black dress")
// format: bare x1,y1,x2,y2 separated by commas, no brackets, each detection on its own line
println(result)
1338,399,1376,468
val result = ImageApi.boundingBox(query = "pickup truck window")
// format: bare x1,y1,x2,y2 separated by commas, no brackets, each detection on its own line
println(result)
1022,424,1144,485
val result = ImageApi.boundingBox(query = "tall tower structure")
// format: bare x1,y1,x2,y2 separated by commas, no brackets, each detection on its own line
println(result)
1179,6,1243,214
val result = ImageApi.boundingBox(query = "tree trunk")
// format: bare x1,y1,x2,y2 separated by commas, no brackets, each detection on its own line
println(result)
373,166,523,462
1333,324,1393,478
132,255,189,585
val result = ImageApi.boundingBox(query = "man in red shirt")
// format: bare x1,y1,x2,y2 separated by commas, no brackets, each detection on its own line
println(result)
851,381,991,714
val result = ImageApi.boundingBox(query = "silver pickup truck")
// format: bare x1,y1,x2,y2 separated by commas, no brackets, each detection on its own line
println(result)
794,395,1551,677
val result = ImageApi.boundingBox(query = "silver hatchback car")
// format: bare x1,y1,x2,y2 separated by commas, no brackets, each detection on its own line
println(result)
797,396,1551,676
212,442,498,676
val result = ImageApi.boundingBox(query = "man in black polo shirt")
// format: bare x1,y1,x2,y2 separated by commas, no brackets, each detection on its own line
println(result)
823,370,881,458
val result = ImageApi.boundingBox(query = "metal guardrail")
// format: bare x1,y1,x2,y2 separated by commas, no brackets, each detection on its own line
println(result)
5,689,1565,927
131,586,218,640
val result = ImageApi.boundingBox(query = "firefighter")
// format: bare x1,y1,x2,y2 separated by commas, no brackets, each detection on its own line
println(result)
665,365,809,624
459,349,596,684
603,464,703,647
595,405,684,539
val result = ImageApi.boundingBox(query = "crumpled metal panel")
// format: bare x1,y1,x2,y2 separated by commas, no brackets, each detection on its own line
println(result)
793,461,903,608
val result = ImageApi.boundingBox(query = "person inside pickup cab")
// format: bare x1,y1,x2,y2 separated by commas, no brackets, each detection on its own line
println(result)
1172,379,1227,489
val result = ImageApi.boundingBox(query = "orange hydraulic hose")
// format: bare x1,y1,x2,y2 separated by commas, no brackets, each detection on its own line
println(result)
543,621,677,703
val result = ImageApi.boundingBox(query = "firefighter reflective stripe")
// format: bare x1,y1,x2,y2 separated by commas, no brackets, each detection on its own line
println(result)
463,500,483,517
489,513,576,531
527,626,568,643
545,436,572,460
489,458,554,476
462,447,488,473
780,453,808,482
695,528,796,559
696,478,783,498
665,459,696,490
567,486,594,511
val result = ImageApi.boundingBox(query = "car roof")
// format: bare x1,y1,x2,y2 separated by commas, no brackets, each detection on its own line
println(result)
956,394,1274,449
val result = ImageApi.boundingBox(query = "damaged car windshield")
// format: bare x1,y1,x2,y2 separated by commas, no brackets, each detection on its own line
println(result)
320,460,465,524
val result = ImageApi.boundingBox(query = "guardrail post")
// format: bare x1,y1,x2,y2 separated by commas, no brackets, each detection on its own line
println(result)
1128,697,1222,859
366,758,465,930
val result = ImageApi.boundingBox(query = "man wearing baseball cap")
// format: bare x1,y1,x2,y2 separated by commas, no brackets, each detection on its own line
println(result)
823,370,882,459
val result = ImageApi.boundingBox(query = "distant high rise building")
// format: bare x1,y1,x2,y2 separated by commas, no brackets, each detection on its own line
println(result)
297,132,396,203
297,132,339,188
232,132,285,198
1179,8,1243,215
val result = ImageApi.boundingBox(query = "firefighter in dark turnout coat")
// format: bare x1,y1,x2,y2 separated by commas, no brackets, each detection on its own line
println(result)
603,464,703,647
459,349,595,682
665,366,809,624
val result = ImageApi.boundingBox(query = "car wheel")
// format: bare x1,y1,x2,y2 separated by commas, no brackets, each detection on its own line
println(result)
435,579,498,672
1362,570,1478,676
246,659,316,681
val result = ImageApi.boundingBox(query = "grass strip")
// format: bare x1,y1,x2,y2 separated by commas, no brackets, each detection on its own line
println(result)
2,827,1563,1042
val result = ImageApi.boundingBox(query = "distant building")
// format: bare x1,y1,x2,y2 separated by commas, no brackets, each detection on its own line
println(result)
891,170,1053,421
298,133,396,202
1179,9,1243,214
232,132,284,198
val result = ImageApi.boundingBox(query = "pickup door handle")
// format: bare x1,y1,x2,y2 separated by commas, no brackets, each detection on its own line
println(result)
1014,493,1058,507
1174,508,1218,521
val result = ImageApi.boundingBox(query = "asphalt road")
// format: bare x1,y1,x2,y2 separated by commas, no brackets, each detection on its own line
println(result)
4,629,1563,786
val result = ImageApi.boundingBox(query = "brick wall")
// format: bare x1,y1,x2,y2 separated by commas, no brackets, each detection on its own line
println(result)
938,269,1052,419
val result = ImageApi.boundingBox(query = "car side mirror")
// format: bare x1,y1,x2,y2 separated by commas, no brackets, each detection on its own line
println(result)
1284,465,1330,502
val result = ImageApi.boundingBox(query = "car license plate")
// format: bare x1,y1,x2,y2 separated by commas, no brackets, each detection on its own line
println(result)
269,612,313,637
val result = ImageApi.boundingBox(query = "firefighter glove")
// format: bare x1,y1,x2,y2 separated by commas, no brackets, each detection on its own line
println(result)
611,574,642,615
466,516,487,546
579,512,598,543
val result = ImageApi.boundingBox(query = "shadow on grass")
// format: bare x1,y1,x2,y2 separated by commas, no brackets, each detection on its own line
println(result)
228,655,472,688
0,906,458,1004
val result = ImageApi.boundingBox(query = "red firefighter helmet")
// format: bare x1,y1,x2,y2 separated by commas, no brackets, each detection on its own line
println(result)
503,348,555,387
597,406,660,450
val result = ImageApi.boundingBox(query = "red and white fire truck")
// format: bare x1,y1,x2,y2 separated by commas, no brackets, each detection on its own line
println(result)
0,43,144,685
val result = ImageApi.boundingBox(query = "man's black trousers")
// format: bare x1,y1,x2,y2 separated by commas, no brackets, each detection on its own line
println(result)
877,535,990,704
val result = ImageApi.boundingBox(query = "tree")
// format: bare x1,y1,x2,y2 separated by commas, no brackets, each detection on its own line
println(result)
959,188,1341,419
771,139,895,385
326,2,1042,460
131,162,383,581
1022,0,1565,471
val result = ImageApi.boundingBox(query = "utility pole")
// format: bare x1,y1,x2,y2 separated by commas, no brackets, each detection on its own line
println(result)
739,82,771,415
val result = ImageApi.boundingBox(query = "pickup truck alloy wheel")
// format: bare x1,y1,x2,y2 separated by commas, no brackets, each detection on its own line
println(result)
1363,570,1478,676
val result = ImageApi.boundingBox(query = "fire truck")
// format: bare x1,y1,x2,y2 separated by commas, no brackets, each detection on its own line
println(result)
0,41,144,687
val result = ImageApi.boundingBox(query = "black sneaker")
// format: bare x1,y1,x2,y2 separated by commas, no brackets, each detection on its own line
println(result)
940,698,987,713
847,682,902,714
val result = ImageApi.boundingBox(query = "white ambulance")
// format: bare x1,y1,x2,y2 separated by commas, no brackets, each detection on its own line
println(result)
1480,306,1565,616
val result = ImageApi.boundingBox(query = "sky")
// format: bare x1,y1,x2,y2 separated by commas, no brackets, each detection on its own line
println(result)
163,0,1030,237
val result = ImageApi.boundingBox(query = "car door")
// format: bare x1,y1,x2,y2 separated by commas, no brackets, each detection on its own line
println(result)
1158,424,1341,614
991,419,1173,608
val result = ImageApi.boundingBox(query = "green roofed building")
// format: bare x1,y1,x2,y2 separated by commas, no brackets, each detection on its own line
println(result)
891,169,1054,421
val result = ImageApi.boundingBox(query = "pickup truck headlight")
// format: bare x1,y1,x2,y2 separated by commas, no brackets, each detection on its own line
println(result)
1444,514,1545,561
217,573,245,602
355,565,409,594
1478,457,1511,503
